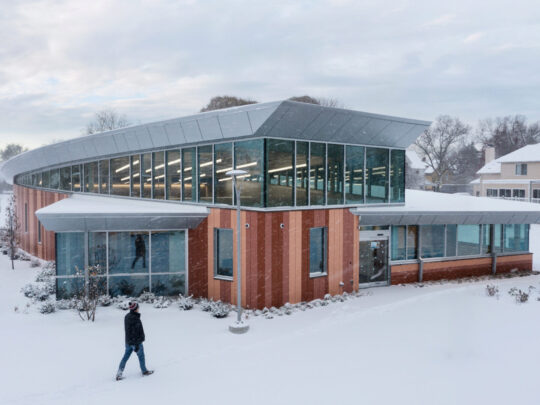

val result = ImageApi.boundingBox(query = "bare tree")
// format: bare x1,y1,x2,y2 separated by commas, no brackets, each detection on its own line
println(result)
70,265,107,321
3,194,20,270
405,159,425,190
200,96,258,112
478,115,540,158
288,95,344,108
84,109,131,136
416,116,470,191
0,143,28,161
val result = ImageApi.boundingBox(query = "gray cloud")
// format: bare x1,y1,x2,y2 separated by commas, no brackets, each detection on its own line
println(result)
1,0,540,149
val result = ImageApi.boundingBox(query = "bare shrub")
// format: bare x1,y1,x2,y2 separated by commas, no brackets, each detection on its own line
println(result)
508,287,529,303
486,284,499,297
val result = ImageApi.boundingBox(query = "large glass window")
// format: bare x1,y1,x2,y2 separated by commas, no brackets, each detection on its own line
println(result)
214,143,233,205
504,224,529,252
151,231,186,296
111,157,130,196
420,225,445,258
235,139,264,207
296,141,309,206
89,232,107,269
446,225,457,257
72,164,81,192
59,167,71,191
42,170,50,188
310,142,326,205
109,275,149,297
266,139,294,207
407,226,418,260
481,225,491,254
198,145,213,203
99,160,110,194
390,149,405,203
309,227,327,275
493,224,503,253
84,162,98,193
215,228,233,279
141,153,152,198
153,151,165,200
345,145,364,204
56,233,84,276
166,150,181,201
391,225,406,261
366,148,389,203
327,144,344,205
50,169,60,189
130,155,141,198
182,148,196,202
457,225,481,256
108,232,149,274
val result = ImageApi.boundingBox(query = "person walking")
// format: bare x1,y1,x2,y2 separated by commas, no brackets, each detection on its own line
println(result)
131,234,146,269
116,302,154,380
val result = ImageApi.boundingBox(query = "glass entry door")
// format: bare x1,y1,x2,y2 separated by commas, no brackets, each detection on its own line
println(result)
359,232,389,285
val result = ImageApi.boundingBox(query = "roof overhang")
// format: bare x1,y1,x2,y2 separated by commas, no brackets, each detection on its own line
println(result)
36,195,209,232
350,190,540,225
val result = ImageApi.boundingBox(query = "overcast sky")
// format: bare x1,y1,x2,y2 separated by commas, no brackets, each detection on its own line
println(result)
1,0,540,149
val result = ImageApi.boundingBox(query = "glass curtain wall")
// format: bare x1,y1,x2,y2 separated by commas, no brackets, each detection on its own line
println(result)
504,224,529,252
151,231,186,295
72,165,81,192
481,225,491,254
153,151,165,200
84,162,98,193
141,153,152,198
457,225,481,256
446,225,457,256
296,142,309,206
42,170,50,188
111,157,130,196
234,139,263,207
50,169,60,189
56,233,85,299
390,150,405,203
266,139,294,207
391,225,406,260
108,232,149,296
130,155,141,198
198,145,213,203
59,167,71,191
310,142,326,205
420,225,445,258
366,148,389,203
214,143,233,205
182,148,196,202
327,144,344,205
166,150,181,200
345,145,364,204
99,160,109,194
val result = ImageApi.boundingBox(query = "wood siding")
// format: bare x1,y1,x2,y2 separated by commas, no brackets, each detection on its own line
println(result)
13,185,68,261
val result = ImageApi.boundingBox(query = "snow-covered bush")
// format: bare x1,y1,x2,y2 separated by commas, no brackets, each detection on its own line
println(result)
199,298,214,312
178,294,194,310
210,301,231,318
35,266,55,283
486,284,499,297
18,252,30,261
56,299,77,310
117,299,131,311
98,295,113,307
138,292,156,304
21,283,51,301
39,301,56,314
153,297,170,309
508,287,529,303
30,258,41,268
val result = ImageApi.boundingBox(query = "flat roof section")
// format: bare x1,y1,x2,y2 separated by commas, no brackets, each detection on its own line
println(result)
36,194,209,232
350,190,540,225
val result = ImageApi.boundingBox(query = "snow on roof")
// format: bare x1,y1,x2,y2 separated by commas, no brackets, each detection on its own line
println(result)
405,150,427,170
477,159,501,175
497,143,540,163
350,189,540,225
469,178,480,184
424,166,434,174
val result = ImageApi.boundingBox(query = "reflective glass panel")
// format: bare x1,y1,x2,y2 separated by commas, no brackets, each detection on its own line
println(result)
56,277,85,300
493,224,503,253
84,162,98,193
327,144,344,205
446,225,457,257
59,167,71,191
153,151,165,199
151,231,186,273
99,160,110,194
420,225,445,258
235,139,263,207
457,225,481,256
182,148,196,202
130,155,141,198
108,232,149,274
110,157,130,196
214,143,233,205
391,225,406,261
152,274,185,296
89,232,107,269
504,224,529,252
109,275,149,297
50,169,60,189
407,225,418,259
42,171,50,188
296,141,309,206
141,153,152,198
366,148,389,203
266,139,294,207
198,145,213,202
481,225,491,254
390,149,405,203
309,142,326,205
215,228,233,278
166,150,181,201
72,164,81,192
56,232,84,276
345,145,364,204
309,227,327,274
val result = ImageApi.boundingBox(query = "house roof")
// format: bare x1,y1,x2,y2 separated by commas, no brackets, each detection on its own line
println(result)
477,159,502,175
350,189,540,225
0,100,431,184
497,143,540,163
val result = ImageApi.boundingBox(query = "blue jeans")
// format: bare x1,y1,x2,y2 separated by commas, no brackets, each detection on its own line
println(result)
117,343,148,375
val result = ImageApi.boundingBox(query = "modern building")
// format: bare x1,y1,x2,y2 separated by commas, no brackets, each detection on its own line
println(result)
473,144,540,202
1,101,537,308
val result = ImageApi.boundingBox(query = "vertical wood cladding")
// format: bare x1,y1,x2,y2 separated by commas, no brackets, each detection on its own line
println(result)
13,185,68,261
189,207,360,309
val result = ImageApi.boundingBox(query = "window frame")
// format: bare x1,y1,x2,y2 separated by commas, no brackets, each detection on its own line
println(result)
214,228,234,281
309,226,328,277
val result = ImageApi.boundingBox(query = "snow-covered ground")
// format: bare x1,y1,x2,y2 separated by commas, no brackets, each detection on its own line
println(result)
2,254,540,405
0,191,12,228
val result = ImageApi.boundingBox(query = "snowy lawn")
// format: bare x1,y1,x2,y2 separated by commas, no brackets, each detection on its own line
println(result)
2,254,540,405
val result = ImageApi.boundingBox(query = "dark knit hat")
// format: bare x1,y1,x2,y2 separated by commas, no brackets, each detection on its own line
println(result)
129,301,139,311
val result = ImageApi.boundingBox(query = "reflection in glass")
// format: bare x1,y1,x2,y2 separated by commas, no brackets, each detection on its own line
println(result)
198,145,213,203
366,148,389,203
153,151,165,199
89,232,107,269
296,141,309,206
481,225,491,254
327,144,344,205
42,171,50,188
214,143,233,205
420,225,445,258
235,139,263,207
108,232,149,274
407,225,418,259
56,232,84,276
182,148,196,202
50,169,60,189
111,157,130,196
166,150,181,200
504,224,529,252
493,224,503,253
72,164,81,192
130,155,140,198
152,274,185,296
99,160,110,194
150,231,186,273
84,162,98,193
266,139,294,207
345,145,364,204
391,225,406,260
457,225,480,256
56,277,85,300
215,228,233,278
109,275,149,297
309,227,327,274
390,149,405,203
310,142,326,205
60,167,72,191
141,153,152,198
446,225,457,256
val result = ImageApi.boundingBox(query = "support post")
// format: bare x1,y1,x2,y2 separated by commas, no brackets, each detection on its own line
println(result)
490,224,497,275
418,258,424,283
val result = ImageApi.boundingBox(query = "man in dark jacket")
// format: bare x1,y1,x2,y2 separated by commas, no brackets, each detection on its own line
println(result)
131,234,146,269
116,302,153,380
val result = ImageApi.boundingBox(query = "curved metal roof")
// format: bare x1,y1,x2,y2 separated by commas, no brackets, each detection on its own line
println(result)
0,100,430,184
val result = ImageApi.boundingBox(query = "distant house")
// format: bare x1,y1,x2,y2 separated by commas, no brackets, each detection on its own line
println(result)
472,144,540,202
405,149,427,189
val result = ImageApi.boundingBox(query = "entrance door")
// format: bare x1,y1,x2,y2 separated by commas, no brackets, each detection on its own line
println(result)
359,231,389,286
